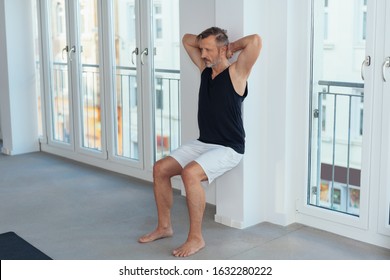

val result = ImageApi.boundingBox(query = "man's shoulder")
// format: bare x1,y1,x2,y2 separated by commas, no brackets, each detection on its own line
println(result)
228,63,248,96
228,62,245,80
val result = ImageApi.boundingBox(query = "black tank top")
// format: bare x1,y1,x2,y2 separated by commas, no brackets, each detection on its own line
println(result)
197,67,247,154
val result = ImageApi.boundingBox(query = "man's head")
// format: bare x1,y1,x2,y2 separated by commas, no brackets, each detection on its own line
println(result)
197,27,229,46
197,27,229,68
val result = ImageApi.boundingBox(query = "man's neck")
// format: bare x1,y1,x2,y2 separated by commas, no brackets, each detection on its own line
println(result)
211,60,230,78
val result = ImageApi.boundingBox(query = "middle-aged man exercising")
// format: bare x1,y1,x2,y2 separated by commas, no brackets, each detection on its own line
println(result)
139,27,262,257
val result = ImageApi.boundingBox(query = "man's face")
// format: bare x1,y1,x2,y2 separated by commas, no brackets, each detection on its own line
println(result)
199,36,225,68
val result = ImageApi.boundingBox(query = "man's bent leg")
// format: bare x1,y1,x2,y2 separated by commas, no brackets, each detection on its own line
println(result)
138,156,182,243
172,161,207,257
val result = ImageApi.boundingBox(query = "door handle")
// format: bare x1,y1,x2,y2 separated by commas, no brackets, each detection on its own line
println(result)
62,45,76,61
140,48,148,65
382,57,390,82
68,45,76,62
131,47,138,65
361,55,371,81
62,46,69,60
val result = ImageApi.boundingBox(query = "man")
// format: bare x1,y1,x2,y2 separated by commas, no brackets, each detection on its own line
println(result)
139,27,262,257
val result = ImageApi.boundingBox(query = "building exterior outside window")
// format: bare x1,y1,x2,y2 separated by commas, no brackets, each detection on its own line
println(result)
309,0,367,216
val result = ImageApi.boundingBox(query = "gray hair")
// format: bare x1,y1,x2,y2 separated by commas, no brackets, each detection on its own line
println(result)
197,27,229,46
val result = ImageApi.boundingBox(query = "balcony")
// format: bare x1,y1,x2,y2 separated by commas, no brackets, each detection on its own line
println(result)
309,80,364,216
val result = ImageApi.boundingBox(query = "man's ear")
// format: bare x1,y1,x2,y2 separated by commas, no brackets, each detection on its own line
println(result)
224,45,233,59
220,45,228,57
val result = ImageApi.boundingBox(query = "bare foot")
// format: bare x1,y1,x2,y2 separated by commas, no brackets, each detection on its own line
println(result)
138,228,173,243
172,238,205,257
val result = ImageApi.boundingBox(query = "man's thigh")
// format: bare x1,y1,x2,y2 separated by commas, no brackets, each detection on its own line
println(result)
169,140,206,168
195,146,243,183
169,140,243,183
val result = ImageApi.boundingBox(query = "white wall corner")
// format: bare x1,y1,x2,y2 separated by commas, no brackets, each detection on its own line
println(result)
0,0,39,155
0,0,12,153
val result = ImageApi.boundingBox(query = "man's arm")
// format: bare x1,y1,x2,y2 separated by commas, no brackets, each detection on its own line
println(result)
182,33,205,72
228,34,262,80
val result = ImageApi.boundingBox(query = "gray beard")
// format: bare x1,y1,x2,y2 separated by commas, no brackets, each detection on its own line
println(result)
205,60,219,68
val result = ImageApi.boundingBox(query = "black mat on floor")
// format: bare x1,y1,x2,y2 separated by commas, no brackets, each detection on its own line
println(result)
0,232,52,260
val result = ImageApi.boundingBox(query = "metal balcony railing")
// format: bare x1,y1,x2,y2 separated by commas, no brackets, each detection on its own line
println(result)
51,62,180,161
310,80,364,216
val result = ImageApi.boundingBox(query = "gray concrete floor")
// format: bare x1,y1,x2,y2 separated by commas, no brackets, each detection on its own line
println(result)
0,151,389,260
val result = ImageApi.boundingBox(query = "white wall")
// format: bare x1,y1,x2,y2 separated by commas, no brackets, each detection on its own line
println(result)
214,0,266,228
284,0,312,224
0,0,39,155
0,0,10,147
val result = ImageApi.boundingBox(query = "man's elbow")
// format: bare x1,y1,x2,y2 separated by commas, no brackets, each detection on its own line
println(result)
182,33,189,43
182,33,197,45
252,34,262,50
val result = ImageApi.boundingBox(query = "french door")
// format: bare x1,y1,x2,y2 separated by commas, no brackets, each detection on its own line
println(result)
39,0,180,174
109,0,148,167
378,0,390,236
108,0,180,166
44,0,107,159
307,0,390,236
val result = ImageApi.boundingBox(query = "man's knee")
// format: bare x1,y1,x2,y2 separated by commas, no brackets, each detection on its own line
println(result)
181,162,207,185
153,157,181,180
153,159,168,180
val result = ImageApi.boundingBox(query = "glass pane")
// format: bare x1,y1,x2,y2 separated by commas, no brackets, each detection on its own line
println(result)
308,0,367,216
152,0,180,161
112,0,139,160
48,0,71,144
78,0,102,151
32,0,42,137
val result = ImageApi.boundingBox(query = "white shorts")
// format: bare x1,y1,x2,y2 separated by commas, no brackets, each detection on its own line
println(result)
169,140,243,183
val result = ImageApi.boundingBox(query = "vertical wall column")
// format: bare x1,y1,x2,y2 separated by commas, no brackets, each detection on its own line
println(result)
213,0,267,228
214,0,302,228
0,0,9,147
0,0,39,155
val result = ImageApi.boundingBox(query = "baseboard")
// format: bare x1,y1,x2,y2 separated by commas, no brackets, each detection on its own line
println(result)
214,214,244,229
